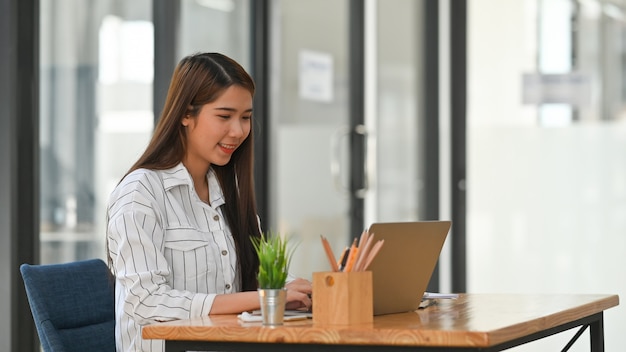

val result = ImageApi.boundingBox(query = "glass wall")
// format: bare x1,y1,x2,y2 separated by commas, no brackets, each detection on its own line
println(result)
40,0,153,264
179,0,251,66
467,0,626,350
39,0,251,266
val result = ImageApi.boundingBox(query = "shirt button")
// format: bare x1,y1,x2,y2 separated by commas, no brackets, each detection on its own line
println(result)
221,250,228,256
213,215,219,221
225,284,231,290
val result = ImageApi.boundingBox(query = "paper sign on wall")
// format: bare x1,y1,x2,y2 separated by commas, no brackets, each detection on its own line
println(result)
299,50,333,103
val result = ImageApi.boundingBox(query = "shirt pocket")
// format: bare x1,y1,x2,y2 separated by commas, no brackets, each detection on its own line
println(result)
163,228,216,283
164,228,208,251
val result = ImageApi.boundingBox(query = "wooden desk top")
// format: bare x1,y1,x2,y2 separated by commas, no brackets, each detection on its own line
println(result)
142,293,619,348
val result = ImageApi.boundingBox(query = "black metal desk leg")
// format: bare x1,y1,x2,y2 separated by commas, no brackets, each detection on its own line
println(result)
165,341,188,352
589,312,604,352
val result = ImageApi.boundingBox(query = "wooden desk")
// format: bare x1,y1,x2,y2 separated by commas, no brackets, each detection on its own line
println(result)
142,293,619,352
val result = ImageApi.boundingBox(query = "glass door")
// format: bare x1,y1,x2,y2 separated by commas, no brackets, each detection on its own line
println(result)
268,0,352,277
365,0,425,224
365,0,441,289
268,0,431,280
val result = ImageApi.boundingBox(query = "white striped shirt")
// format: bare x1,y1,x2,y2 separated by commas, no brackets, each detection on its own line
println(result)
107,163,240,352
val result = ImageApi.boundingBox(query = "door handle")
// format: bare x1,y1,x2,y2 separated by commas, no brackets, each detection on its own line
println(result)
354,124,369,199
330,126,350,195
330,124,369,198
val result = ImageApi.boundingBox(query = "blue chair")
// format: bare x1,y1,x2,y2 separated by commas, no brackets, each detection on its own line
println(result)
20,258,116,352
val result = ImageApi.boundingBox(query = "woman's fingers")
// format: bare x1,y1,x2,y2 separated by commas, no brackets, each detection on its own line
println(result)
286,277,312,294
286,289,312,310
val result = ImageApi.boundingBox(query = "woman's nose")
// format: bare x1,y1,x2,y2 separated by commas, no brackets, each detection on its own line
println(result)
229,119,245,138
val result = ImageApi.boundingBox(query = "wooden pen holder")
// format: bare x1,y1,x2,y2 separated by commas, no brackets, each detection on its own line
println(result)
312,271,373,325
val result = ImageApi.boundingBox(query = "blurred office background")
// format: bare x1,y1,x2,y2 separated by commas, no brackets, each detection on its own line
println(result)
1,0,625,351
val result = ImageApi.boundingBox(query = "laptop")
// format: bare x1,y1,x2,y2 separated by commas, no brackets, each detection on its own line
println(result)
367,221,451,315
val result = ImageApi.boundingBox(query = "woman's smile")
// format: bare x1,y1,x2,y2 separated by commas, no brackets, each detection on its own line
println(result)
218,142,237,154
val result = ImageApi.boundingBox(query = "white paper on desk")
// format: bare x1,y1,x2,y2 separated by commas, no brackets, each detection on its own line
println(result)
252,309,312,318
423,292,459,300
237,311,308,322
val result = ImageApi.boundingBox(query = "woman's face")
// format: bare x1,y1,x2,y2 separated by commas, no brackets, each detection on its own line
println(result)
182,85,252,169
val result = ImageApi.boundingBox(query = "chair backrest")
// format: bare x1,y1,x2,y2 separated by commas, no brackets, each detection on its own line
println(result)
20,258,115,352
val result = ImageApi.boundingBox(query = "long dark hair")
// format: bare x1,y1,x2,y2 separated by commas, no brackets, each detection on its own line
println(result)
117,52,261,291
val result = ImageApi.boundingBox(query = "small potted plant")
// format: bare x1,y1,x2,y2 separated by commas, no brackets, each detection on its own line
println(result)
251,231,295,325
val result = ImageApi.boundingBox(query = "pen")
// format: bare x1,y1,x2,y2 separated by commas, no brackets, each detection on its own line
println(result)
338,246,350,271
344,238,358,272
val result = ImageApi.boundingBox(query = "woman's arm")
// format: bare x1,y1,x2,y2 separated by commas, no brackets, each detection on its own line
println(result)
209,291,260,314
209,278,313,314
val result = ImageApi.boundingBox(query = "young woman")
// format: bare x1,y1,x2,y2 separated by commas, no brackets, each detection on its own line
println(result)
106,52,312,352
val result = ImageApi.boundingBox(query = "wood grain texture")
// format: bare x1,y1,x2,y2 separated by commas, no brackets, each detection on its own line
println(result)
312,271,373,325
142,293,619,348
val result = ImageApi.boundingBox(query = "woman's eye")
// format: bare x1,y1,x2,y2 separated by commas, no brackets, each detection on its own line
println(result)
218,115,230,119
242,115,252,120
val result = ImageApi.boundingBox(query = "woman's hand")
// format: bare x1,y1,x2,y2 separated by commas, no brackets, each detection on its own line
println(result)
285,277,312,310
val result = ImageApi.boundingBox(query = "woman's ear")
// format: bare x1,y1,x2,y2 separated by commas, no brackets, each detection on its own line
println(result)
182,114,191,127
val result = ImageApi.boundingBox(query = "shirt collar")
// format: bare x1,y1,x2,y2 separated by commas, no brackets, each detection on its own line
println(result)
162,162,226,208
207,168,225,208
162,163,190,190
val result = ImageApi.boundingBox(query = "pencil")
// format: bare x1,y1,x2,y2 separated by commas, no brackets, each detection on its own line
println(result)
357,229,368,251
353,230,369,271
354,232,375,272
361,239,384,271
320,235,339,272
344,238,359,272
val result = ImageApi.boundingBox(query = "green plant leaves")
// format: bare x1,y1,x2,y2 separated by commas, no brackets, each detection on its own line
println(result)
251,231,296,289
